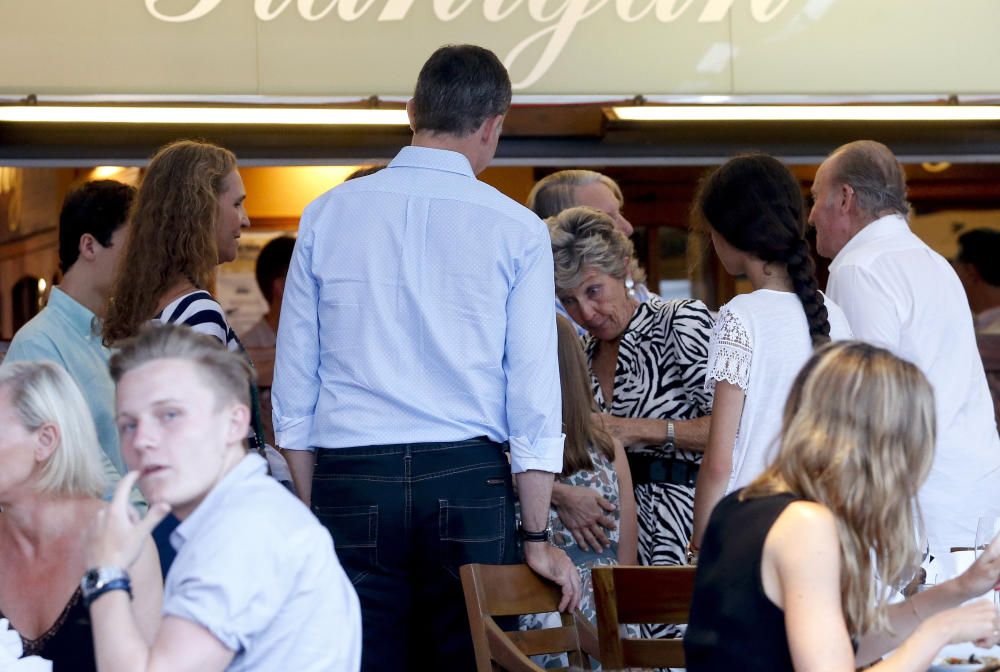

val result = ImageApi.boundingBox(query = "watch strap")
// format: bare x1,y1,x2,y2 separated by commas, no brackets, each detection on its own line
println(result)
81,577,133,608
81,566,133,608
518,525,552,543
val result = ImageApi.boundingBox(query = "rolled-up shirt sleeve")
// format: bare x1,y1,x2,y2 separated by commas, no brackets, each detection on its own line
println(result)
272,219,321,451
504,226,565,475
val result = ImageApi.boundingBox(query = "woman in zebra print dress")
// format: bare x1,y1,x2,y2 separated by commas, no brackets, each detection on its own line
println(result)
548,206,714,636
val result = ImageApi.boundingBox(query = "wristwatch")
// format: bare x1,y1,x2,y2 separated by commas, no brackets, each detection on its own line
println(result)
666,420,676,448
80,566,132,608
518,524,553,543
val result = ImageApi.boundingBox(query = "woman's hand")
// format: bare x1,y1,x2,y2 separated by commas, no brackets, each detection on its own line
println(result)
85,471,171,569
955,530,1000,600
593,412,710,452
591,412,647,448
920,600,1000,648
552,483,616,552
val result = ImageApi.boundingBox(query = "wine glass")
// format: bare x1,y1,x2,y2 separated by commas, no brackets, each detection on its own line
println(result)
975,516,1000,605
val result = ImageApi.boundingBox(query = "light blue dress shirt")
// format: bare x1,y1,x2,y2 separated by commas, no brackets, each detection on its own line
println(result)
4,287,124,478
273,145,564,474
166,454,361,672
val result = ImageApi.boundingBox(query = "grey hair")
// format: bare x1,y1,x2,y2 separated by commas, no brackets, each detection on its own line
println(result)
829,140,910,219
0,361,107,497
547,206,645,295
527,170,624,219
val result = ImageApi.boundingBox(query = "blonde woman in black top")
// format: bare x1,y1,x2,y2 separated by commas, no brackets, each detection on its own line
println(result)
686,342,1000,672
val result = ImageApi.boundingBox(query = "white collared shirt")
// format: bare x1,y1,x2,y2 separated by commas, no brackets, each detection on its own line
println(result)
273,145,564,474
827,214,1000,555
165,454,361,672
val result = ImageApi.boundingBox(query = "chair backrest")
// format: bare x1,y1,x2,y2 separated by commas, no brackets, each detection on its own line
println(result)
460,563,600,672
592,565,697,670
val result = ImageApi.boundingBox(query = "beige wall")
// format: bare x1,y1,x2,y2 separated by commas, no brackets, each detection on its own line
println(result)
2,0,998,96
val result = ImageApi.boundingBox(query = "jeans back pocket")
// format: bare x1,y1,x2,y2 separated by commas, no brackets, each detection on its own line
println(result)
438,496,507,578
314,504,379,586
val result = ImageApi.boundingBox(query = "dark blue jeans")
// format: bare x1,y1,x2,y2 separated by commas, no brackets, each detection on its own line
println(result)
312,437,518,672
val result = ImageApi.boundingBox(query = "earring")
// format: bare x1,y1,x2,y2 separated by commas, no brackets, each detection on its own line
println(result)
625,275,636,299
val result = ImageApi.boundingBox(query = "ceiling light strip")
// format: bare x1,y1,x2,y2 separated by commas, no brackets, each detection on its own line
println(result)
0,106,410,125
610,105,1000,122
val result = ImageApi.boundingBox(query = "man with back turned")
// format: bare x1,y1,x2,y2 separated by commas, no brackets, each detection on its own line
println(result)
274,44,580,671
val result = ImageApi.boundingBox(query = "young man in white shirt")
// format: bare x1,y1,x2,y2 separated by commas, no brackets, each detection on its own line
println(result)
809,139,1000,559
83,324,361,672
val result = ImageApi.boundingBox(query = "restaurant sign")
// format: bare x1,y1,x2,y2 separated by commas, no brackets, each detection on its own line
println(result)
1,0,998,97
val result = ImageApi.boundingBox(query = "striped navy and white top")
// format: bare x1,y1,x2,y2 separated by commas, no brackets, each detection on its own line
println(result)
153,290,241,352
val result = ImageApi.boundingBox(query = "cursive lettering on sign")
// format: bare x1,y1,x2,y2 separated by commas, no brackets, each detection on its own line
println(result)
144,0,799,88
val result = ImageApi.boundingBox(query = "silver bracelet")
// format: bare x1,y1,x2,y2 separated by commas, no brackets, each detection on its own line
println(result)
666,420,675,447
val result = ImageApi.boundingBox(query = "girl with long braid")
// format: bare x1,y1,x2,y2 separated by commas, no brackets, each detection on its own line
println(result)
688,153,852,552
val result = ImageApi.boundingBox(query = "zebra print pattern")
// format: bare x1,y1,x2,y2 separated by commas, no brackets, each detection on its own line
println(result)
586,297,714,639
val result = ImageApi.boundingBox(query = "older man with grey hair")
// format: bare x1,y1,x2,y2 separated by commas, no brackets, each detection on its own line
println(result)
809,140,1000,562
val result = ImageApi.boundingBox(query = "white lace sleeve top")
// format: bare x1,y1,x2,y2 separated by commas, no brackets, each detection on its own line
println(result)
704,290,852,493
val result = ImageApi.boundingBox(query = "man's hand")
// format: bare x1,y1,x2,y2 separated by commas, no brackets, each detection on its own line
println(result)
522,542,582,613
553,484,616,552
85,472,171,569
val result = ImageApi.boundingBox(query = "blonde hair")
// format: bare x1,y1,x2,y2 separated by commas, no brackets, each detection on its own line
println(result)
103,140,237,345
527,169,624,220
547,206,645,295
743,341,935,637
556,316,614,476
0,361,107,497
110,324,253,410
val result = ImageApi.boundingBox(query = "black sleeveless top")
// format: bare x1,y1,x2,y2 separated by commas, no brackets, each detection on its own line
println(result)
0,588,96,672
684,490,799,672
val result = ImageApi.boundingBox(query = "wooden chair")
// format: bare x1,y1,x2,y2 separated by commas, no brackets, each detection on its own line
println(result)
460,563,600,672
592,565,697,670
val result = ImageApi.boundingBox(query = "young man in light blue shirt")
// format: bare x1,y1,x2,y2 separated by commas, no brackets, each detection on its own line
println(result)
84,324,361,672
4,180,133,487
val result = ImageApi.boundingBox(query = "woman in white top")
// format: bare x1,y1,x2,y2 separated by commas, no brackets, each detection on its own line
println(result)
689,154,852,552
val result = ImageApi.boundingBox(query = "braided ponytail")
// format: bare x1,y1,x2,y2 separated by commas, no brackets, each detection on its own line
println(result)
695,153,831,348
786,239,831,346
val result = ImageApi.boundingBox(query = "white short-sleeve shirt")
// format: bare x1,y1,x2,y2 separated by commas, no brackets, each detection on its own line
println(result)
165,454,361,672
705,289,852,492
826,214,1000,555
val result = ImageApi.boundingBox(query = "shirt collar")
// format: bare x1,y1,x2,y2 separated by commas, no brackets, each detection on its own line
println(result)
46,286,101,339
170,453,267,551
829,213,909,273
388,145,476,179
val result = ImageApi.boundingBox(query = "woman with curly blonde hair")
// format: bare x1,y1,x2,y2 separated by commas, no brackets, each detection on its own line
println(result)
102,140,264,572
685,341,1000,671
103,140,247,351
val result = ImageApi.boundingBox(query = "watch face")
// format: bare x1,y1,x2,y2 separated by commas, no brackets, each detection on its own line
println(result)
83,569,101,589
